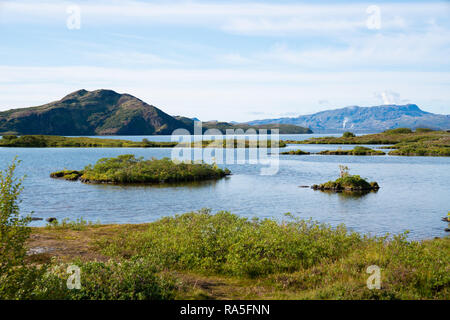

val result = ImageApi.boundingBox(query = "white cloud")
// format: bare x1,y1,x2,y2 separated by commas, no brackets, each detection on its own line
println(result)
1,65,449,121
1,1,449,34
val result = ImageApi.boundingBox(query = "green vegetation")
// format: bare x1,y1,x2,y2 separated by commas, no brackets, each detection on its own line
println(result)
285,129,450,156
50,170,84,181
45,217,100,231
0,135,178,148
0,158,32,283
189,139,286,148
318,146,385,156
3,160,449,300
0,159,177,299
51,155,231,184
342,131,356,138
388,141,450,156
415,128,434,133
0,89,192,136
0,135,287,149
94,210,449,299
384,128,413,134
280,149,310,155
311,166,379,192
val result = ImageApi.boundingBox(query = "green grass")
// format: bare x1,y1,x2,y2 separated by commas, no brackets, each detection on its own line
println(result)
0,258,177,300
280,149,310,155
388,142,450,156
4,211,449,300
285,129,450,157
0,135,287,148
45,217,100,231
94,210,449,299
318,146,385,156
51,154,231,184
0,135,177,148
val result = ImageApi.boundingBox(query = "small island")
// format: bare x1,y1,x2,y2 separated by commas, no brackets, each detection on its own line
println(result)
317,146,385,156
50,155,231,184
280,149,310,155
312,166,380,192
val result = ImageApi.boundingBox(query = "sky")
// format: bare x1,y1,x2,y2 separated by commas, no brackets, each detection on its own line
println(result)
0,0,449,122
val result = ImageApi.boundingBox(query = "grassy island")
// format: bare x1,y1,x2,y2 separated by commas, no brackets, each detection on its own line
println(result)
284,129,450,156
312,166,379,192
50,155,231,184
318,146,385,156
280,149,310,155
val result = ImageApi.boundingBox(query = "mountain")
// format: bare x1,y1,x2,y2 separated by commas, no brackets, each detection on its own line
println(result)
0,89,191,135
173,117,312,134
247,104,450,133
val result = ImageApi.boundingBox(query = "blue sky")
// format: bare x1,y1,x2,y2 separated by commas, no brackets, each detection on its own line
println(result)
0,0,449,121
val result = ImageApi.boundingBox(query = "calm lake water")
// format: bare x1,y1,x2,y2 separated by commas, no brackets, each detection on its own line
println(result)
1,134,449,240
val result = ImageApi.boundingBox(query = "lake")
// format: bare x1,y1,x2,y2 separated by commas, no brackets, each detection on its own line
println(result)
1,134,449,240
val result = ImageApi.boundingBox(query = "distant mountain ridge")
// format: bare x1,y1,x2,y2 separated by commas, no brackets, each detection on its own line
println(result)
0,89,311,135
174,116,312,134
247,104,450,133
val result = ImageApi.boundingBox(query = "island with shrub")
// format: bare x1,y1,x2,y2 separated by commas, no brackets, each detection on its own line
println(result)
311,166,380,192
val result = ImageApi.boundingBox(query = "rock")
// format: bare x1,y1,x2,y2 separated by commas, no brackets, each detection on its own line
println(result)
445,228,450,232
298,185,310,188
27,246,55,255
46,217,57,223
441,217,449,222
30,217,43,221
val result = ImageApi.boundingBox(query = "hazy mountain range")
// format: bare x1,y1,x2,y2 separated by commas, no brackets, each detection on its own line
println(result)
1,90,448,136
248,104,450,133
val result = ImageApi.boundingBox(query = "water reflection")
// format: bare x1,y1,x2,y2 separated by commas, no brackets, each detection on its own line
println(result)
315,189,378,199
87,177,227,190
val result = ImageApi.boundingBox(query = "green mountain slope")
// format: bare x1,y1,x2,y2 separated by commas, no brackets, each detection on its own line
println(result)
0,89,191,135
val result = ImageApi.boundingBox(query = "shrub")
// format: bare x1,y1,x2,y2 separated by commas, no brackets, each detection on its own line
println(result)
50,170,83,181
384,128,412,135
45,217,100,231
1,258,176,300
415,128,433,133
99,209,363,277
0,158,31,275
342,132,355,138
1,135,18,141
28,259,177,300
